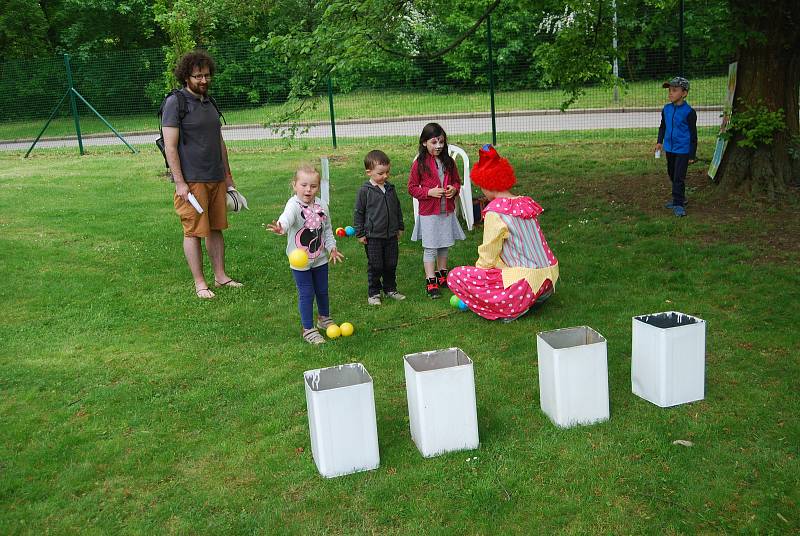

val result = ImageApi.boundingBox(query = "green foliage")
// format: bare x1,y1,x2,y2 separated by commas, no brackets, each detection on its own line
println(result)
533,1,616,110
787,135,800,161
618,0,735,80
723,100,785,148
208,41,292,106
37,0,163,55
153,0,197,95
0,0,51,58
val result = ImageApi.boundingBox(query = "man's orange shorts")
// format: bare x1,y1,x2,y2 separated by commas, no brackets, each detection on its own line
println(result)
174,181,229,237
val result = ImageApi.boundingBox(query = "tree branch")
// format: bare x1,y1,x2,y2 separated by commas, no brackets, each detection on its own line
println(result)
369,0,503,60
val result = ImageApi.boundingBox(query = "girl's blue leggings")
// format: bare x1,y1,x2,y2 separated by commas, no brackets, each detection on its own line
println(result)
291,263,330,329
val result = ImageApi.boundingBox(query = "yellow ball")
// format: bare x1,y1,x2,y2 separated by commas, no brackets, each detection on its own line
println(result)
288,248,309,269
340,322,354,337
326,324,341,339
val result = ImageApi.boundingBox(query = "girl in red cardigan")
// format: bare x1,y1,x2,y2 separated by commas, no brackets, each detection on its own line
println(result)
408,123,466,298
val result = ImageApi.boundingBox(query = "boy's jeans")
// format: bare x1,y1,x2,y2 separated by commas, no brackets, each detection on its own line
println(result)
364,236,399,297
666,152,690,207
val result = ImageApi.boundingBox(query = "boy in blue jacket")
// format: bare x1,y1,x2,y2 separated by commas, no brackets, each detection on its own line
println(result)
655,76,697,217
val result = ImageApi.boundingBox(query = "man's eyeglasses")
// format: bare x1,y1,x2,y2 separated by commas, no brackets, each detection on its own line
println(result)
190,74,212,81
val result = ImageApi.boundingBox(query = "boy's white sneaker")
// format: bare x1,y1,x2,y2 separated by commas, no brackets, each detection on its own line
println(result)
368,295,382,306
385,291,406,301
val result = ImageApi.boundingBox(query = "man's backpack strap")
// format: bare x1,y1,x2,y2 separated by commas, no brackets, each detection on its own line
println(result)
156,89,188,169
163,89,188,142
208,95,226,125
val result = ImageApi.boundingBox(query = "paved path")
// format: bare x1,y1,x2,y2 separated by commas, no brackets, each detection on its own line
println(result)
0,108,723,152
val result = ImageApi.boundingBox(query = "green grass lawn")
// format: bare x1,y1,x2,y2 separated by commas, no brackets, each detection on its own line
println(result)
1,132,797,534
0,76,726,142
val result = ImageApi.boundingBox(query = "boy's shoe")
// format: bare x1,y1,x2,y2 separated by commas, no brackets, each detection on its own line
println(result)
435,270,449,289
368,295,382,306
384,291,406,301
426,278,441,299
673,205,687,217
302,328,325,345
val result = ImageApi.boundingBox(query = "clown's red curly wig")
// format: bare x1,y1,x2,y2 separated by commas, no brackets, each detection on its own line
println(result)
471,145,517,192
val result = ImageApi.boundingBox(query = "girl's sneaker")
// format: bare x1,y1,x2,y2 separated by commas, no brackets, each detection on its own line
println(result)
435,269,449,289
426,278,441,299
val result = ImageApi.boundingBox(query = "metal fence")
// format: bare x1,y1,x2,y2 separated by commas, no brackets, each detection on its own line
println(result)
0,10,731,152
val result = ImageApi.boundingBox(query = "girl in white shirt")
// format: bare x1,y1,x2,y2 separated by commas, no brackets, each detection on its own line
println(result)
268,164,344,344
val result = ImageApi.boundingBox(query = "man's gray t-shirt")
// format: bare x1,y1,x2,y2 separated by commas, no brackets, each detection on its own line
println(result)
161,88,225,183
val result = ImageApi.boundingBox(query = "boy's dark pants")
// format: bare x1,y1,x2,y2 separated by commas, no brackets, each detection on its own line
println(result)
666,152,690,207
364,236,399,297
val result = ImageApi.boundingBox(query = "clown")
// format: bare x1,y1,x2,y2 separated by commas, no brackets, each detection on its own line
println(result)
447,145,559,321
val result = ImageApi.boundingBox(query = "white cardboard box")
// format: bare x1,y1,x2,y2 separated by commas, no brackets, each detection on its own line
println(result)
631,311,706,407
537,326,610,428
304,363,380,478
404,348,479,457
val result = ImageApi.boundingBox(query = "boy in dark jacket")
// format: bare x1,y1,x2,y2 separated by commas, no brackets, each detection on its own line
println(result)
354,150,406,305
655,76,698,217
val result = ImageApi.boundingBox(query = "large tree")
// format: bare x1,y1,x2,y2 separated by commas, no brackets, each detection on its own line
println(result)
714,0,800,199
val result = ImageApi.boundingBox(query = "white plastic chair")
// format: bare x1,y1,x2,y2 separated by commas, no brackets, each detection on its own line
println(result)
411,144,474,231
320,156,330,205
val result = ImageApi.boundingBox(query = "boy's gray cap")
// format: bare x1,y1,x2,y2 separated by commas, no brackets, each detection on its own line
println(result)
662,76,690,90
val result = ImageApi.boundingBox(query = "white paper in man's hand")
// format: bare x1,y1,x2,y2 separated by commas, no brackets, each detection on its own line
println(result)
187,193,204,214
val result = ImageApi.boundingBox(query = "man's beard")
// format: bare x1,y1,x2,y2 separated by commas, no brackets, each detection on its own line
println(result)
188,80,208,95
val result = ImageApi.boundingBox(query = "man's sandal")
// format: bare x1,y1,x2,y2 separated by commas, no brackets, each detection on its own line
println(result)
302,328,326,345
214,279,243,288
196,288,215,299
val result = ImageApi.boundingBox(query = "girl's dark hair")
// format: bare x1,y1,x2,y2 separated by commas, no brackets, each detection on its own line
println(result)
414,122,458,182
174,50,216,86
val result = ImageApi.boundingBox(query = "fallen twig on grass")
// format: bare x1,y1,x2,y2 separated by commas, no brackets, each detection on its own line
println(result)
371,310,460,332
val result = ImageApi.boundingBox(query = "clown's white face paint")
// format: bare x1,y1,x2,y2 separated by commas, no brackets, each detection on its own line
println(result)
424,135,445,157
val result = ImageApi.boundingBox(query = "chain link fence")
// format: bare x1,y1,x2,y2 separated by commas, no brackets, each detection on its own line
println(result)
0,8,731,151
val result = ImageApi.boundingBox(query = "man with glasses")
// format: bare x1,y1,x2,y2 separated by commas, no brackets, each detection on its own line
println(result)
161,50,242,299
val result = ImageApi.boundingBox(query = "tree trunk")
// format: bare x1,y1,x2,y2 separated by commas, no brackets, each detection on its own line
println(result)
716,0,800,200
